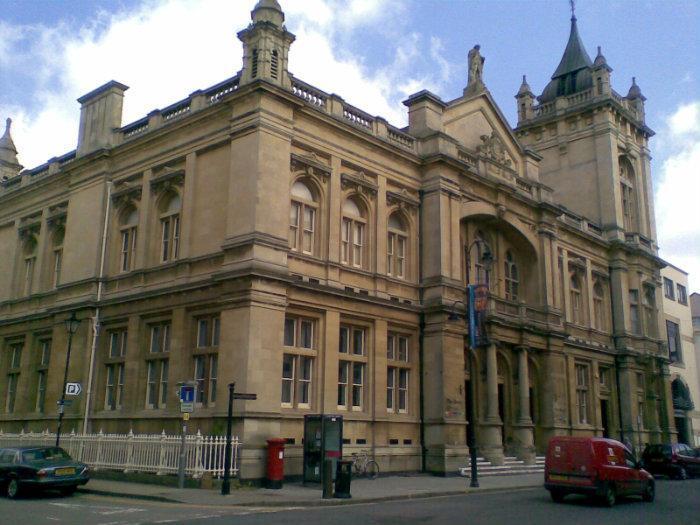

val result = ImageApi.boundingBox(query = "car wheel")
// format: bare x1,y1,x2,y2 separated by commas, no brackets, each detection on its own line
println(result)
642,481,655,502
60,486,77,497
550,490,565,503
6,479,21,499
602,484,616,507
676,467,688,480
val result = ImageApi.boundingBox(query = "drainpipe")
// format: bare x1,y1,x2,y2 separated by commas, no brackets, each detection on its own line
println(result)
82,181,112,434
418,189,426,472
608,274,626,444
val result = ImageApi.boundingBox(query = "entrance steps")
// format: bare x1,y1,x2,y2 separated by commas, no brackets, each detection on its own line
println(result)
459,455,545,477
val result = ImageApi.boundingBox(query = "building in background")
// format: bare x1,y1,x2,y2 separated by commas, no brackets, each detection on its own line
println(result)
661,265,700,446
691,292,700,444
0,1,676,478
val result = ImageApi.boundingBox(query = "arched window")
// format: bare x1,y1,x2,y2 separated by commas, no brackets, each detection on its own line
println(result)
504,251,519,301
570,272,583,325
470,230,491,287
593,279,605,331
51,227,64,288
159,193,181,263
120,207,138,272
619,157,637,231
21,235,37,296
387,213,407,279
341,197,366,269
289,180,317,255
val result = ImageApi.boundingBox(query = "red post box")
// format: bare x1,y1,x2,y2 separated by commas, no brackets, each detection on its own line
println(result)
266,438,286,489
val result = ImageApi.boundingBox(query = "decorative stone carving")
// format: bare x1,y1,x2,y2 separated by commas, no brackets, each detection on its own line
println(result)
18,213,41,240
290,152,330,180
386,188,419,210
477,131,512,167
466,44,485,93
111,184,143,209
46,202,68,229
341,171,377,195
150,168,185,196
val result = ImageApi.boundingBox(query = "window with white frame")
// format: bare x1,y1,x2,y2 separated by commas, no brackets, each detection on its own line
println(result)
387,213,407,279
636,372,645,429
468,230,492,288
387,333,410,413
282,315,316,408
338,324,367,411
21,235,37,296
105,363,124,410
194,354,218,406
196,316,220,349
570,272,584,325
593,279,606,331
504,251,519,301
159,194,181,262
51,227,64,288
666,320,682,363
109,329,128,358
119,207,138,272
289,181,317,255
146,321,170,409
39,339,51,366
663,277,675,300
35,370,47,413
677,284,688,305
341,197,366,269
5,342,22,413
575,363,590,424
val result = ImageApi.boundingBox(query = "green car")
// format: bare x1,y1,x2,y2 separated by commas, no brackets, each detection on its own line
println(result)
0,446,90,498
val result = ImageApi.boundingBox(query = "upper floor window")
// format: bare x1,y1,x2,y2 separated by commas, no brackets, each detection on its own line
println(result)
120,207,138,272
468,231,492,287
282,315,316,409
149,322,171,354
619,157,637,231
629,289,641,334
570,272,584,325
666,320,682,363
643,286,657,337
387,333,410,413
663,277,675,300
108,329,128,358
341,197,367,269
289,181,317,255
338,323,368,411
21,235,37,296
593,280,606,331
196,316,220,349
51,227,64,288
575,363,590,424
159,193,181,263
504,251,519,301
677,284,687,305
387,213,407,279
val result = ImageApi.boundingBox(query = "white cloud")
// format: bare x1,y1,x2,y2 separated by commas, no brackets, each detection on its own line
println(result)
2,0,451,170
656,101,700,293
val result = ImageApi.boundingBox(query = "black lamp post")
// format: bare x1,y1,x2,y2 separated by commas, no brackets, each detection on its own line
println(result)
56,311,80,447
451,239,493,488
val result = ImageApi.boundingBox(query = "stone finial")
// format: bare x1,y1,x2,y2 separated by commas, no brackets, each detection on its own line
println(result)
517,75,533,96
593,45,612,71
252,0,284,27
627,77,645,100
0,116,23,176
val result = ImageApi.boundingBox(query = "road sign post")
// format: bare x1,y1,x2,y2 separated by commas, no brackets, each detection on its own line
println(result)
222,384,257,495
177,382,196,489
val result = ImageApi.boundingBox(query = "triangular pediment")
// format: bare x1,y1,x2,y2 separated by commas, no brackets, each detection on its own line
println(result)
443,90,524,174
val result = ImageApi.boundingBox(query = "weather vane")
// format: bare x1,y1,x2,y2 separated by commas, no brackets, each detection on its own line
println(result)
570,0,576,18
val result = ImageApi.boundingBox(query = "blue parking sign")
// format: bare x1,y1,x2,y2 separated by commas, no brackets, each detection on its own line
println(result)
180,384,195,403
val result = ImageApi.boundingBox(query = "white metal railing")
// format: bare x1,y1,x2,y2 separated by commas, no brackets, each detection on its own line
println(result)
0,429,240,479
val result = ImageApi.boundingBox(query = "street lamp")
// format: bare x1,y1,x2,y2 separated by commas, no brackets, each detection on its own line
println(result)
56,311,81,447
450,239,494,488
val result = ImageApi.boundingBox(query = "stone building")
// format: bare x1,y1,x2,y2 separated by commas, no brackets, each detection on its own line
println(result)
0,1,676,478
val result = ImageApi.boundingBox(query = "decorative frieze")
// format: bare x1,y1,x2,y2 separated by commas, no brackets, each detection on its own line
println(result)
341,171,378,195
290,152,330,180
150,168,185,196
46,202,68,229
386,188,420,210
18,213,42,240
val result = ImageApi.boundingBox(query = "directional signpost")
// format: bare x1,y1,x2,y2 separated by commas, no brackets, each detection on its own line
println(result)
177,382,196,488
222,383,257,495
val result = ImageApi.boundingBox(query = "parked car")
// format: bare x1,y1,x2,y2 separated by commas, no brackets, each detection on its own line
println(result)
0,446,89,499
544,436,654,506
641,443,700,480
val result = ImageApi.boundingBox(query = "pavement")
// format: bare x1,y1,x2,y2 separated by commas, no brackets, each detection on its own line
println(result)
78,472,544,507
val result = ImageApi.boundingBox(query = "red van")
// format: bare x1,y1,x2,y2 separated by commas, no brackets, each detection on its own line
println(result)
544,436,654,506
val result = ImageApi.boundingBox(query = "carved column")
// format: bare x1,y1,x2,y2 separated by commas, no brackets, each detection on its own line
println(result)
479,342,504,465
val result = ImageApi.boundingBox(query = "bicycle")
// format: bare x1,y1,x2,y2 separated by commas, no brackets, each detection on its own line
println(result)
350,450,379,479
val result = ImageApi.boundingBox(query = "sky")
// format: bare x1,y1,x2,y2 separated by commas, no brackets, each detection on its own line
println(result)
0,0,698,291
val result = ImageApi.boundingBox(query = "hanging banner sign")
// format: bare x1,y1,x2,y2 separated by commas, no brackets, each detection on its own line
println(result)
468,284,490,348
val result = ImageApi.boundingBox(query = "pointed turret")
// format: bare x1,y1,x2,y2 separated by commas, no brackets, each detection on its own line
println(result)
538,15,593,103
515,75,535,123
238,0,295,88
592,46,612,97
626,77,646,121
0,118,23,179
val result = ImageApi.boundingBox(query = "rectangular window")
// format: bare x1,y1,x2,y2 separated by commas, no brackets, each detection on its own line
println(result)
282,354,295,405
663,277,675,300
289,202,300,250
149,323,171,353
629,290,641,334
193,354,217,406
40,340,51,366
105,363,124,410
338,361,349,407
387,334,395,360
387,234,394,276
52,249,63,287
146,359,168,409
387,333,410,413
284,318,296,346
396,236,405,278
351,362,364,409
352,223,363,268
599,367,610,388
35,371,46,412
666,320,682,363
302,207,315,254
281,354,313,408
299,356,312,406
120,227,137,272
109,330,127,358
387,368,395,410
6,373,18,413
161,215,180,262
341,218,350,264
284,316,314,349
10,343,22,369
197,319,209,348
398,369,408,412
339,326,349,353
575,364,589,424
352,328,364,355
24,257,35,295
677,284,687,305
195,316,220,349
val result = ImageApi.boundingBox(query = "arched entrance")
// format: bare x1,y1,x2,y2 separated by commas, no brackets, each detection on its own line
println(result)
672,378,695,445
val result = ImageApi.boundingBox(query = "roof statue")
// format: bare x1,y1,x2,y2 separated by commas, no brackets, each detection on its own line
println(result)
465,44,485,95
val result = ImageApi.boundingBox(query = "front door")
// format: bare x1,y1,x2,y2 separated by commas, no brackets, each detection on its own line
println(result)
600,400,610,438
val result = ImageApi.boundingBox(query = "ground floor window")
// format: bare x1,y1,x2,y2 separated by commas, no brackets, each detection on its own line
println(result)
281,354,313,408
105,363,125,410
194,354,218,406
146,359,168,409
338,361,365,411
575,363,590,424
